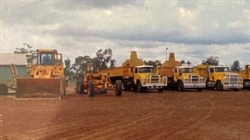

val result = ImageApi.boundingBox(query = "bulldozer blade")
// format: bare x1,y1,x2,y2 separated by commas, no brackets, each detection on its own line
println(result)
16,77,65,99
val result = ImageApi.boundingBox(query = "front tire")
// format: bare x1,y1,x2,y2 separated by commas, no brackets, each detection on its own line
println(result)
197,88,202,92
87,81,94,97
137,81,145,92
158,88,164,93
177,81,184,91
115,80,122,96
216,81,223,91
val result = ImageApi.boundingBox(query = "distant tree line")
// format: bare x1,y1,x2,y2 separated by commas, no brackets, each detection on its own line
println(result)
13,44,243,79
64,48,116,79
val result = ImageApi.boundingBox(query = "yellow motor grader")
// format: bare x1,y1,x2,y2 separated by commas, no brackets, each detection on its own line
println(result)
76,63,122,97
15,49,66,100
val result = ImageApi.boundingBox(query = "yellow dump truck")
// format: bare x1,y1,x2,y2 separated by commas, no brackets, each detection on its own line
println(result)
233,65,250,89
98,51,168,92
194,65,243,91
15,49,66,99
159,53,206,91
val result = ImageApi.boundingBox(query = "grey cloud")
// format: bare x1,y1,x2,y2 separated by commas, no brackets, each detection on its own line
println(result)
177,0,198,9
52,0,144,10
2,1,60,25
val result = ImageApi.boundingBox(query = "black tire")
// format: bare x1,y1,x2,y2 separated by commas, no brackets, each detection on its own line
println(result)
216,81,223,91
115,80,122,96
123,81,132,91
197,88,202,92
0,84,8,95
63,80,66,96
80,83,85,94
137,81,145,92
87,81,94,97
233,89,239,91
177,81,184,91
76,82,80,93
158,88,164,93
133,84,138,92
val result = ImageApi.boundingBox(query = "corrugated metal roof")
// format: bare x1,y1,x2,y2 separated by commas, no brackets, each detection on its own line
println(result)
0,53,28,65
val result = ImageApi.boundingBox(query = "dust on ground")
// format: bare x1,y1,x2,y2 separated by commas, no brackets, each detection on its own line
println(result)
0,80,250,140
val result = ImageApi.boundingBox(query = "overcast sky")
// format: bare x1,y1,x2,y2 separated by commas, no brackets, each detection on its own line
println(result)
0,0,249,67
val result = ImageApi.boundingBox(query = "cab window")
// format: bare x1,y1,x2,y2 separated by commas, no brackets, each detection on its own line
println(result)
41,53,52,65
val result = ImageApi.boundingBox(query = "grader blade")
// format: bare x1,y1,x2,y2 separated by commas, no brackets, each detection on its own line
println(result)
16,78,64,99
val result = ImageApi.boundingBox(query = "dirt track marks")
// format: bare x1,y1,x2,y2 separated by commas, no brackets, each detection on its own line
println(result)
1,90,250,139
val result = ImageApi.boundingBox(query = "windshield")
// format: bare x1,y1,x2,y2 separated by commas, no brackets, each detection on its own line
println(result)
138,67,154,73
180,68,193,73
214,67,229,72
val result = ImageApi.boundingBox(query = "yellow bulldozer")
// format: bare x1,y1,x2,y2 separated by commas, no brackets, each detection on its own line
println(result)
76,63,122,97
15,49,66,100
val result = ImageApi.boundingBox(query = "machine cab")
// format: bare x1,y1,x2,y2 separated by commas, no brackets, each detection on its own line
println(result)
32,49,62,66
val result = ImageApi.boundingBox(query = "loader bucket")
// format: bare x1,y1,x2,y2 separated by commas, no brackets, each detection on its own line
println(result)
16,77,65,99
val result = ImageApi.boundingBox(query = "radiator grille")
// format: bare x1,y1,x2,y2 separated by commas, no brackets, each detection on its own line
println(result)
150,75,160,83
191,76,199,83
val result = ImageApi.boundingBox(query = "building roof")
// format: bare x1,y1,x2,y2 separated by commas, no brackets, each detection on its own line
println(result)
0,53,28,65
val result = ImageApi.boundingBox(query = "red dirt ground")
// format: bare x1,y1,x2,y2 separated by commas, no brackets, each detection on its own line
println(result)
0,81,250,140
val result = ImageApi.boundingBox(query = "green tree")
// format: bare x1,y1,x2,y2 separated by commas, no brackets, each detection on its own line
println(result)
71,48,114,76
14,43,36,64
202,56,219,66
143,60,162,67
180,60,185,65
231,60,242,71
71,55,92,76
64,58,71,75
93,48,113,69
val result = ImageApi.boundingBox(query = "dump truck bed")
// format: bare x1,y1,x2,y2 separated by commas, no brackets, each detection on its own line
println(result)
99,66,133,78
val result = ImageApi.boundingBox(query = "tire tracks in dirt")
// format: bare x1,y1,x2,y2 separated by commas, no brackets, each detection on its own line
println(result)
145,98,215,139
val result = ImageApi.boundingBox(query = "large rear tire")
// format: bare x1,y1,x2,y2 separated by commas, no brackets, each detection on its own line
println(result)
115,80,122,96
80,83,85,94
0,84,8,95
88,81,94,97
123,80,132,91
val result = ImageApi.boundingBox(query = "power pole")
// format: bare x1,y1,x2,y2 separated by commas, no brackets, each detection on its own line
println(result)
166,48,168,60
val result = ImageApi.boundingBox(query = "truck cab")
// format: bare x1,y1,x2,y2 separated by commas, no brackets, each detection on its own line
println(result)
174,65,206,91
234,65,250,89
133,65,167,92
195,65,243,91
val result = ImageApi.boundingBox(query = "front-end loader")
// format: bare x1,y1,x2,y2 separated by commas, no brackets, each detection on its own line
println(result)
15,49,66,100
